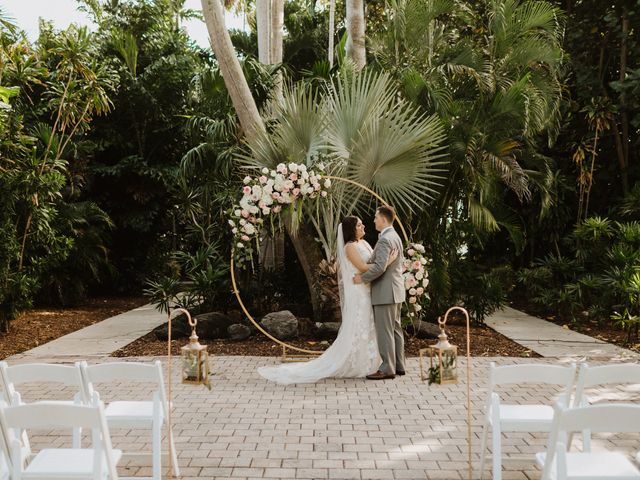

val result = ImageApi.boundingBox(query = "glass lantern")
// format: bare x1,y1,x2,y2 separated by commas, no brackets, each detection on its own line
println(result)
424,314,458,385
180,316,211,390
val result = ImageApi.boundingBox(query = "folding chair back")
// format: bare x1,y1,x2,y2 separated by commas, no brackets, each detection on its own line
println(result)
540,403,640,480
490,363,576,404
0,362,87,404
573,363,640,407
0,398,120,480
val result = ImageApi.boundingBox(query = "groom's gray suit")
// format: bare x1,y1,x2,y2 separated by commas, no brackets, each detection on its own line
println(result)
360,227,406,375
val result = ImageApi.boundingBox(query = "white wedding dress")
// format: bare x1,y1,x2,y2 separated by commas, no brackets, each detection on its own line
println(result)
257,231,380,384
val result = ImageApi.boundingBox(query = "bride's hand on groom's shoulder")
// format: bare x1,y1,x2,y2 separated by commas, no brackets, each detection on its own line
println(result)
386,248,399,267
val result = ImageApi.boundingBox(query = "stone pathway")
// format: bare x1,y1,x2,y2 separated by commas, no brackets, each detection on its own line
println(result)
18,356,640,480
8,302,166,362
6,304,640,479
485,306,639,360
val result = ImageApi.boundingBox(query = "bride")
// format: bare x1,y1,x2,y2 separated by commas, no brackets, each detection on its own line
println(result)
258,216,396,384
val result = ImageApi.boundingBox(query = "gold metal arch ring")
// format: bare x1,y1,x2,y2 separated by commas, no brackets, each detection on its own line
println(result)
230,175,410,355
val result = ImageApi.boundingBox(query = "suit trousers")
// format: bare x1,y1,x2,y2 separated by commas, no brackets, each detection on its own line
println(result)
373,303,405,375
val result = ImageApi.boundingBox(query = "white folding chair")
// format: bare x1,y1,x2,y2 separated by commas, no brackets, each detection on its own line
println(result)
0,394,121,479
479,362,577,480
571,363,640,450
0,361,88,454
80,361,179,480
536,402,640,480
0,401,10,480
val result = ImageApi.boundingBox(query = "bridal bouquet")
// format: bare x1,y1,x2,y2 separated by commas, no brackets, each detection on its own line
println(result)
402,242,429,318
228,161,330,267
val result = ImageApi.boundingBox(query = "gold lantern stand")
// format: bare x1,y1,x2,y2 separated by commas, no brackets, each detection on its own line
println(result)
166,307,212,479
419,306,472,480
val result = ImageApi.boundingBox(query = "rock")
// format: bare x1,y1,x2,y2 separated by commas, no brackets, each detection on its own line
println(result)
154,312,191,340
193,312,235,339
227,324,252,341
406,320,441,339
260,310,299,340
315,322,341,340
297,317,315,336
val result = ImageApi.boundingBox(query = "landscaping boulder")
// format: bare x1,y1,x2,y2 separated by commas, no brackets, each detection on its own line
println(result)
193,312,235,339
227,323,252,341
406,320,441,339
260,311,298,340
315,322,341,340
154,312,191,340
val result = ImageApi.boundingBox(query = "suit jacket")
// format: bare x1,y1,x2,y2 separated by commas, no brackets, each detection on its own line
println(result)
360,227,406,305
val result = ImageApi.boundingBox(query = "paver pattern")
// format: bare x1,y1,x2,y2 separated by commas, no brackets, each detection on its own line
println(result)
14,355,640,480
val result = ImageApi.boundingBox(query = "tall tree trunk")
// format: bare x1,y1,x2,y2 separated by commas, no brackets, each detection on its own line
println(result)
201,0,265,136
346,0,366,70
285,220,325,322
328,0,336,68
271,0,284,102
256,0,272,64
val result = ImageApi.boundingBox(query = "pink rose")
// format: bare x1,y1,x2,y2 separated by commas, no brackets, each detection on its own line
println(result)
243,186,251,195
241,210,250,218
259,176,268,184
289,173,298,181
272,205,282,213
272,192,280,199
241,235,250,241
416,287,424,295
407,249,416,256
292,188,301,196
321,191,328,197
412,260,422,270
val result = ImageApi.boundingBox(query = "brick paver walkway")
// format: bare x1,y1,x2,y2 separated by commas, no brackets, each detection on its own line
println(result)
16,355,640,480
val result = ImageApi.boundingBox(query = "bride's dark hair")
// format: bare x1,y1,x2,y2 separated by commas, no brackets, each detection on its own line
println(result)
342,216,359,243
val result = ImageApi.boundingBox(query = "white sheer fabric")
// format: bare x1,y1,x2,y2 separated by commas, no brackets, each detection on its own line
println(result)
257,226,380,384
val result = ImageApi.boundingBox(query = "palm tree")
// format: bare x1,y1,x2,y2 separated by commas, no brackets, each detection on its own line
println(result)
201,0,265,136
239,70,447,318
372,0,566,236
346,0,366,70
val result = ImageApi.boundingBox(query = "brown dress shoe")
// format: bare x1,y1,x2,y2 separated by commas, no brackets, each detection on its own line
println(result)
366,370,395,380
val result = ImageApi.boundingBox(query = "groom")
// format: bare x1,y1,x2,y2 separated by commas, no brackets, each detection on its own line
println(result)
354,205,406,380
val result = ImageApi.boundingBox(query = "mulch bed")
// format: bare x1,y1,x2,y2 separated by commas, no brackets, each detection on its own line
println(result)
113,320,537,358
0,297,147,360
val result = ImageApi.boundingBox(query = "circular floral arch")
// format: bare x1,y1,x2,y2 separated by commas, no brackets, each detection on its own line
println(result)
228,164,427,355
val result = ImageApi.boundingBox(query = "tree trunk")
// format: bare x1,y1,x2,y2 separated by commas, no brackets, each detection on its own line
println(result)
256,0,272,64
201,0,265,136
271,0,284,102
345,0,366,70
285,220,325,322
271,0,284,64
328,0,336,68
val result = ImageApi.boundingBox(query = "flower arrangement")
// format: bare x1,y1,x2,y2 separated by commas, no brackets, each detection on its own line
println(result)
228,162,331,267
402,242,429,318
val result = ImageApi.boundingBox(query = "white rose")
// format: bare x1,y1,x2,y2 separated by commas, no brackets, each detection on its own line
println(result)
239,219,246,226
302,171,309,180
422,279,429,287
249,206,259,214
262,167,269,174
232,228,238,234
289,163,298,173
244,224,256,235
324,179,332,188
420,258,427,265
299,164,307,172
416,271,423,280
236,242,244,249
409,288,417,296
243,176,252,184
228,220,235,227
409,296,416,304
